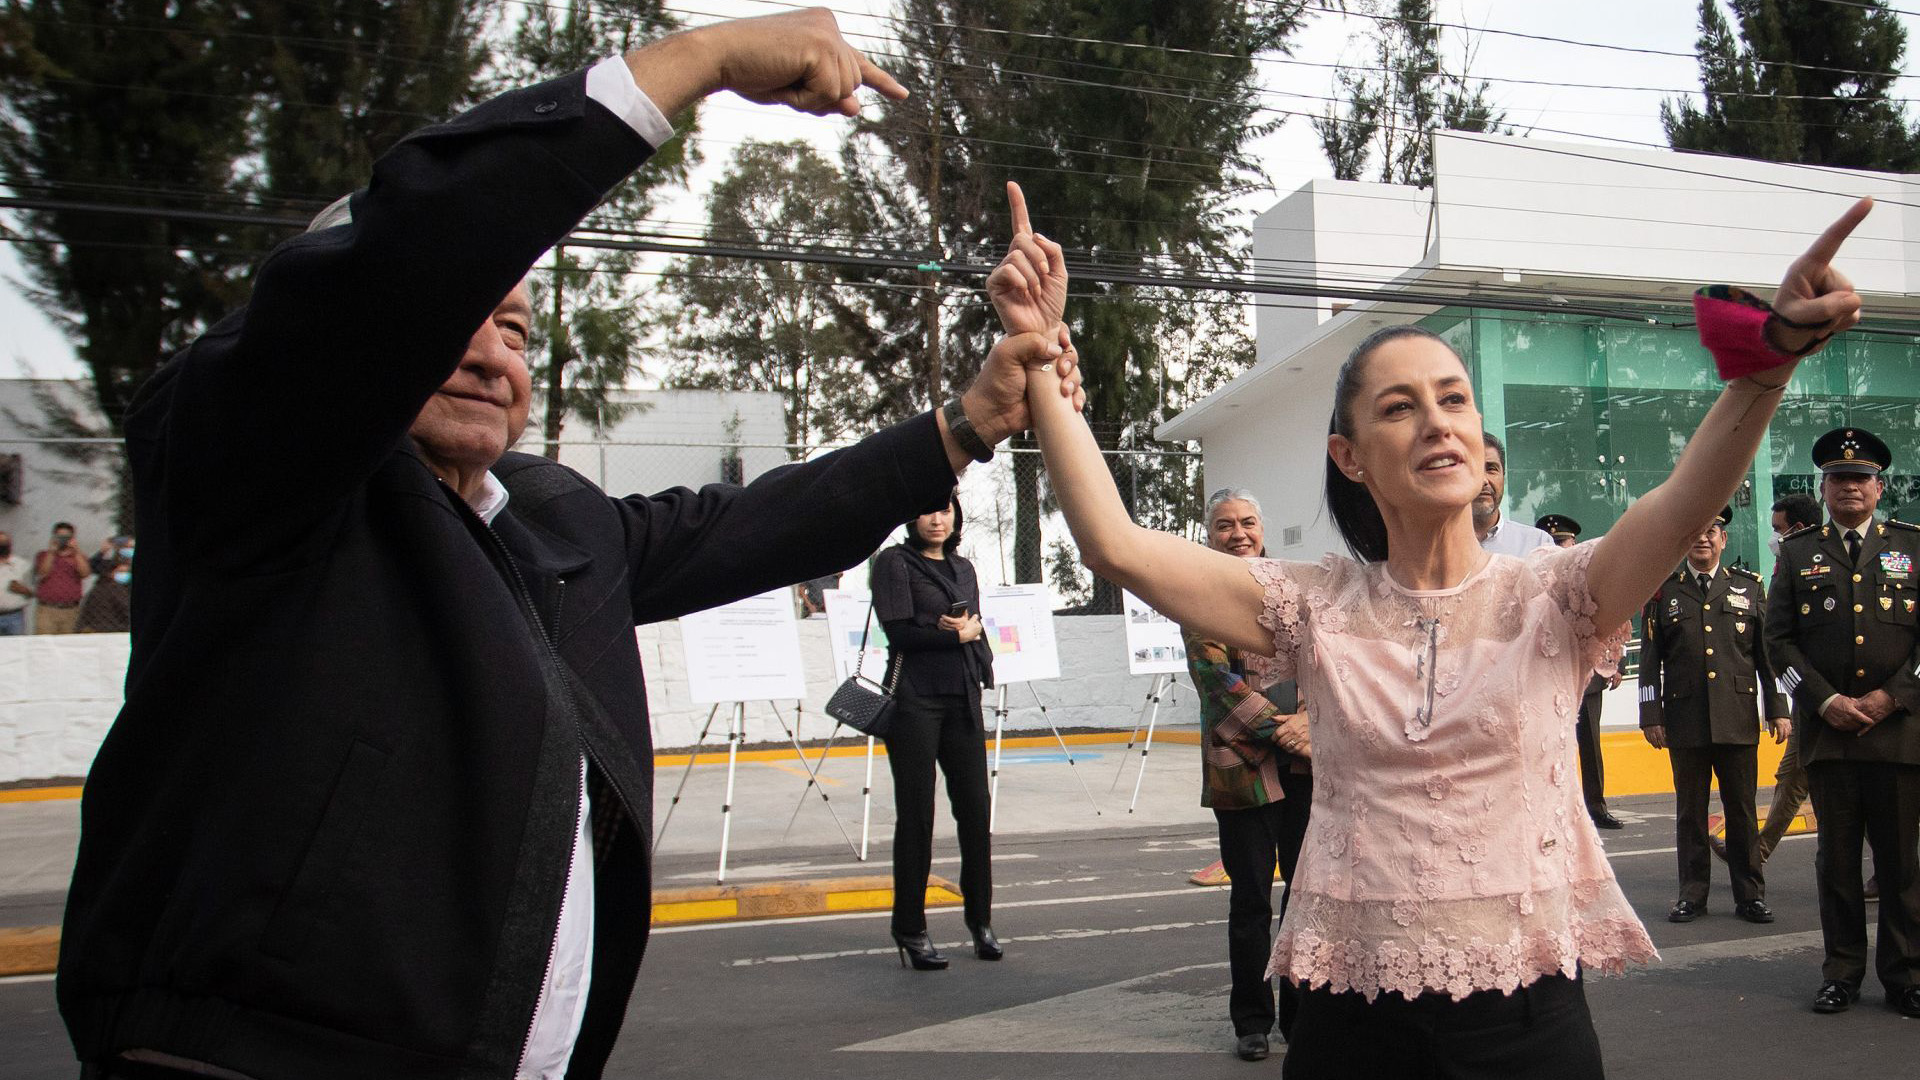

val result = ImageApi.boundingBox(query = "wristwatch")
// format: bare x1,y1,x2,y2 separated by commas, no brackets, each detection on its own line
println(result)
942,397,994,463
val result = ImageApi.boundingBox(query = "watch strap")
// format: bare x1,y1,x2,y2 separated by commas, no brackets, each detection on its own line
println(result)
942,397,994,463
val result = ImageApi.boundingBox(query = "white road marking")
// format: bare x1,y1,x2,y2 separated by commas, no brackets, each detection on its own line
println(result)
662,851,1038,883
0,973,54,985
728,917,1227,967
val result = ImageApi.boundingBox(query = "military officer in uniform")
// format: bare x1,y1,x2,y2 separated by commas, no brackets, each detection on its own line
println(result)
1640,505,1790,924
1767,426,1920,1018
1540,513,1627,829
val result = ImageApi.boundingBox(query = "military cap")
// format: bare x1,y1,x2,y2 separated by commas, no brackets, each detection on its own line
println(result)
1535,513,1582,541
1812,426,1890,476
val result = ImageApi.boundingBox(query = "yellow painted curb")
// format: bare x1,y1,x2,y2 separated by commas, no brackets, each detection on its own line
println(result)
652,731,1195,769
651,874,962,926
0,925,58,977
1600,731,1792,800
0,786,82,803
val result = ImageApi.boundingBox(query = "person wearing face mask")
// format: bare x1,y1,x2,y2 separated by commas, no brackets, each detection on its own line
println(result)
1638,506,1790,926
32,521,90,635
1183,487,1312,1061
1767,427,1920,1017
76,552,133,634
0,531,31,635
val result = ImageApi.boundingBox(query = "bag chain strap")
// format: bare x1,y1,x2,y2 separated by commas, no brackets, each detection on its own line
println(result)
854,601,902,694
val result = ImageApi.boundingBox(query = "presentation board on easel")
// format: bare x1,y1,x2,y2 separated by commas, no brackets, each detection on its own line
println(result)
822,589,889,682
978,583,1061,685
1121,589,1188,675
678,588,807,705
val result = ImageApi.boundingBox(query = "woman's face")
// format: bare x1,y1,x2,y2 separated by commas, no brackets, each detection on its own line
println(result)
1328,337,1484,516
914,505,955,549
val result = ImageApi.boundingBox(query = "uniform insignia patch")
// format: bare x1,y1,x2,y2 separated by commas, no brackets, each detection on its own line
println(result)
1801,564,1831,578
1826,597,1838,611
1907,599,1915,614
1882,597,1894,611
1880,551,1912,575
1813,553,1824,563
1735,620,1747,634
1727,593,1752,611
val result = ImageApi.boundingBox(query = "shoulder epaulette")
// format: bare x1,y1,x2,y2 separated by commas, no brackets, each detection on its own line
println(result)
1780,523,1822,544
1730,565,1763,582
1887,519,1920,533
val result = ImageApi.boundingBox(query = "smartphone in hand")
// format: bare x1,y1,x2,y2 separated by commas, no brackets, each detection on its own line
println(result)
949,601,971,618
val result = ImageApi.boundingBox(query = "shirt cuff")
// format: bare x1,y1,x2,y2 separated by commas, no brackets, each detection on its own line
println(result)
1819,693,1840,717
586,55,675,148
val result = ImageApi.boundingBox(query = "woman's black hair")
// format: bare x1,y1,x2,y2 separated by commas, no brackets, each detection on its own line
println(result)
1325,325,1465,564
905,489,964,555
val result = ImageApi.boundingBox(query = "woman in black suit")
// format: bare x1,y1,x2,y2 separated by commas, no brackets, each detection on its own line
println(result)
870,491,999,970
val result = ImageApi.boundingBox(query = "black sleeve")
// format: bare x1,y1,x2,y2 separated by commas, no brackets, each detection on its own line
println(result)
869,547,958,653
1767,552,1836,713
1751,579,1791,718
622,417,955,625
140,70,656,544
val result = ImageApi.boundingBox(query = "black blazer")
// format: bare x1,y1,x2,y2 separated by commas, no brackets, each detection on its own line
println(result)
871,543,994,703
59,69,955,1079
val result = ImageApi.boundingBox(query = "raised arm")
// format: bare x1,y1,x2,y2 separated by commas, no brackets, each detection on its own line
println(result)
989,182,1269,654
1584,198,1871,632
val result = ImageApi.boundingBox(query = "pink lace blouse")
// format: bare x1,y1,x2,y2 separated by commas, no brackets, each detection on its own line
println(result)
1247,540,1657,1001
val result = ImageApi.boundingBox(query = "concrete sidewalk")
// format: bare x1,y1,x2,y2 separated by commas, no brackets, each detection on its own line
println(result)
0,728,1215,973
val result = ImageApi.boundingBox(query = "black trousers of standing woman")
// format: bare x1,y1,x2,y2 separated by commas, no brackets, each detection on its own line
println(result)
885,691,992,933
1281,971,1604,1080
1215,771,1313,1041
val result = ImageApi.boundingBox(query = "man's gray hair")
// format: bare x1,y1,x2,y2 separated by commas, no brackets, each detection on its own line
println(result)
1205,486,1262,524
306,193,355,233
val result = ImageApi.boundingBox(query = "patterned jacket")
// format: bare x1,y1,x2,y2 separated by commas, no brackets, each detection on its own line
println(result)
1184,629,1308,809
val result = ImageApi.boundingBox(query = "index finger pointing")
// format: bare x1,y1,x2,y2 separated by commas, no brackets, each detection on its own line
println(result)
1007,181,1032,237
857,52,909,101
1802,196,1873,268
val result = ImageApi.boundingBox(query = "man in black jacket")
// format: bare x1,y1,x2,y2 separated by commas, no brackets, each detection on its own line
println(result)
57,11,1084,1079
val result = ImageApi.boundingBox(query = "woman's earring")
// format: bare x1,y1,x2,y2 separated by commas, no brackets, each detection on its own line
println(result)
1355,469,1365,479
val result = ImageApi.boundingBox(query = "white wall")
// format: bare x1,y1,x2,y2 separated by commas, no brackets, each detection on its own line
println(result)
1433,131,1920,294
0,617,1209,783
1251,180,1431,366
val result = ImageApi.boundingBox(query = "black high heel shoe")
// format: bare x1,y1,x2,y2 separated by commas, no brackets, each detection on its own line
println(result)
892,930,949,971
966,922,1003,961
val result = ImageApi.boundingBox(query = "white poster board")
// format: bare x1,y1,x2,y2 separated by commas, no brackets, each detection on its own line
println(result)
1121,589,1188,675
822,589,890,683
678,588,807,705
978,583,1061,685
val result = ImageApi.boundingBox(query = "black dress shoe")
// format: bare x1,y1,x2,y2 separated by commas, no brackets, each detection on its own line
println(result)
1667,899,1704,923
1813,980,1861,1013
1591,811,1625,830
892,930,949,971
1735,900,1775,924
966,922,1004,961
1889,986,1920,1018
1235,1033,1270,1061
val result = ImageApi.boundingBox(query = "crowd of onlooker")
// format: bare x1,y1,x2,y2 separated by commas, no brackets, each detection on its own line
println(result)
0,521,133,635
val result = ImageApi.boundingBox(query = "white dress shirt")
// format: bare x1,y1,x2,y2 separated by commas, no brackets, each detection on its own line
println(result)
1479,515,1556,557
504,55,672,1080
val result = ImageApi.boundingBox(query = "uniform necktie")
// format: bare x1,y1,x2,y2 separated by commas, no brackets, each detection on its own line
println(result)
1697,572,1712,594
1846,529,1863,565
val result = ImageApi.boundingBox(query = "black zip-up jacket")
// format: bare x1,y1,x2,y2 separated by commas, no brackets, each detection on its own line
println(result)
57,68,954,1079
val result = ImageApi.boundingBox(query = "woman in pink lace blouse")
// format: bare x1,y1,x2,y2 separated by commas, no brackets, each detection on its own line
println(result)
985,182,1872,1077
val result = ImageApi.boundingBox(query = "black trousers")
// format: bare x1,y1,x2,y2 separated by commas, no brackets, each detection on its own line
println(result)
1806,760,1920,992
1282,972,1603,1080
1576,675,1609,817
1669,743,1763,905
884,691,991,934
1213,771,1314,1039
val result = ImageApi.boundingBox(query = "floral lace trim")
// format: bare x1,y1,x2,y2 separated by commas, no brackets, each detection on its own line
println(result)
1527,541,1631,675
1245,558,1304,686
1270,918,1656,1002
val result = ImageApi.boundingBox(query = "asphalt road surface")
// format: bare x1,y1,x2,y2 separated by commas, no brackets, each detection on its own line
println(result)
4,796,1911,1078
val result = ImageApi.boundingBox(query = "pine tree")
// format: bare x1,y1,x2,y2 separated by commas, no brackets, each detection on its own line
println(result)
844,0,1304,607
1663,0,1919,168
1314,0,1507,188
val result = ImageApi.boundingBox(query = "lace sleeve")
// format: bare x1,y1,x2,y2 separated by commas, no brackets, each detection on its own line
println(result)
1244,558,1308,688
1526,540,1630,676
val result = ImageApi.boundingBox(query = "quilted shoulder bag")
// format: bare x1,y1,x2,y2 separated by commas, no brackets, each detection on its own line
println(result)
824,601,899,737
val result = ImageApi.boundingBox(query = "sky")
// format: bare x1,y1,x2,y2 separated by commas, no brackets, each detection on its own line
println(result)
5,0,1919,381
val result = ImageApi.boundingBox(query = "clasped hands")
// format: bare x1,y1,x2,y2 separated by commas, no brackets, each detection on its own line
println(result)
938,612,984,643
1823,688,1896,735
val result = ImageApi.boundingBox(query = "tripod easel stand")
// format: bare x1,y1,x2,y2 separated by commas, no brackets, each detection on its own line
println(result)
1109,672,1181,813
987,681,1102,832
656,699,856,883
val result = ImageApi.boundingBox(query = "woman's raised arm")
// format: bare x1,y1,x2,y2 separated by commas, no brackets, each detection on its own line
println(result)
1585,197,1872,631
989,182,1270,655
